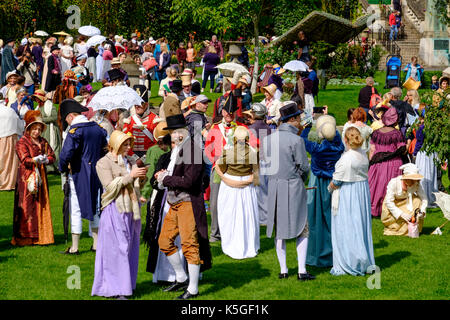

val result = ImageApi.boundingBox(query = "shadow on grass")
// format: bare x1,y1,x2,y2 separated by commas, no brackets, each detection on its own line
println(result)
200,260,271,296
421,227,438,235
376,251,411,270
132,280,167,299
373,239,389,250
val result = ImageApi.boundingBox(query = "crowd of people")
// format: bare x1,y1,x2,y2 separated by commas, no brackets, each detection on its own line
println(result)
0,30,448,300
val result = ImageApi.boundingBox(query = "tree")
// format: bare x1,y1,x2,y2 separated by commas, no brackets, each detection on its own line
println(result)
171,0,269,94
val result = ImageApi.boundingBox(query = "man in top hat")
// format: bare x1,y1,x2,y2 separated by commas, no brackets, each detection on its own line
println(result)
44,45,62,94
182,68,201,95
179,71,198,103
102,57,130,87
123,100,159,161
157,80,184,122
261,101,315,281
58,99,108,254
1,39,17,85
155,113,212,299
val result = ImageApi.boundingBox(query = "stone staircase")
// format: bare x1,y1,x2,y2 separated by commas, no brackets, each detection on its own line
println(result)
360,1,424,71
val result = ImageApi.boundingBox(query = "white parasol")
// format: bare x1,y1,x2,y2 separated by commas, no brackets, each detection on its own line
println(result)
283,60,309,72
216,62,248,73
431,192,450,235
35,30,49,37
86,35,106,48
89,85,144,112
78,25,101,37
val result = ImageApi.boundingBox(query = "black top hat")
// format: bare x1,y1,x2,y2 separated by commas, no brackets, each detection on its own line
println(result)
50,45,60,52
170,79,183,93
5,38,15,45
280,102,302,121
163,114,187,130
108,69,123,82
60,99,89,131
222,94,238,114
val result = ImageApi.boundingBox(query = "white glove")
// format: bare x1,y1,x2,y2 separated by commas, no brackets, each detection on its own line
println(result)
400,212,411,222
42,154,49,164
33,155,45,164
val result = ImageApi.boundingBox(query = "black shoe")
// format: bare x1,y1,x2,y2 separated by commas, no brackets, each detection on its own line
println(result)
176,290,199,300
163,280,189,292
59,247,79,255
278,273,289,279
298,272,316,281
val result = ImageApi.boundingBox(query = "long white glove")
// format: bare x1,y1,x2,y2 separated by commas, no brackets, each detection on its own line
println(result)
400,212,411,222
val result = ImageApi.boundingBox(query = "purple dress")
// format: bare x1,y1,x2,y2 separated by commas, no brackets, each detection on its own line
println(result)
368,129,405,217
91,201,141,297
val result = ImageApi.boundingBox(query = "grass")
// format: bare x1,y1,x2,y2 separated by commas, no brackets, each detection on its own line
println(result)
1,71,449,300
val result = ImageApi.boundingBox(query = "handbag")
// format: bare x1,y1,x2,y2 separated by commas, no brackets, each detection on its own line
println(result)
407,221,419,238
27,166,42,194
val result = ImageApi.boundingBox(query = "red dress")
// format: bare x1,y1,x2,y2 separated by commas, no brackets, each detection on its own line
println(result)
12,134,55,246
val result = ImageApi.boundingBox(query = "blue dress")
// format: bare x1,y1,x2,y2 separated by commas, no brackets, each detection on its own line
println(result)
330,179,375,276
301,126,345,267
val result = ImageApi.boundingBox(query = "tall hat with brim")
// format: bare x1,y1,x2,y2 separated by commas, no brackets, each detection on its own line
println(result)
24,110,47,132
32,89,47,102
382,107,398,127
163,114,187,130
316,114,336,141
50,45,60,52
60,99,89,131
181,74,191,87
109,130,135,154
170,79,183,93
400,163,424,180
223,93,238,114
154,121,171,139
273,64,286,75
108,68,123,81
280,101,302,121
262,83,277,97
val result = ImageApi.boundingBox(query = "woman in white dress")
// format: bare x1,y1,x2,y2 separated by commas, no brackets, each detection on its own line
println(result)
215,126,260,259
96,44,105,82
60,37,74,75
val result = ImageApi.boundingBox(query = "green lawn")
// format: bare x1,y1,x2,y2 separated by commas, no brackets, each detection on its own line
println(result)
1,72,449,300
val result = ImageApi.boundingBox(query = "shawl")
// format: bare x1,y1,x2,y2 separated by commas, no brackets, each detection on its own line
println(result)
100,156,141,221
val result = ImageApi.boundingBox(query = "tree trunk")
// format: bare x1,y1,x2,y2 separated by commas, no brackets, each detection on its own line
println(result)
250,15,259,95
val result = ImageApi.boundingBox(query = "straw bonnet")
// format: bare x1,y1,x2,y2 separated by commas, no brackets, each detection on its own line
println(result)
32,89,47,102
262,83,277,97
109,130,135,154
153,121,170,140
315,115,336,141
24,110,47,132
273,64,286,75
181,96,196,111
111,57,121,65
6,70,18,81
234,126,249,141
399,163,423,180
238,74,251,86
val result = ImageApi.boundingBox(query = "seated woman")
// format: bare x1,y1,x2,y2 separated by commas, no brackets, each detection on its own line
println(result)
328,127,375,276
12,110,55,246
92,130,148,299
381,163,427,236
215,126,260,259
